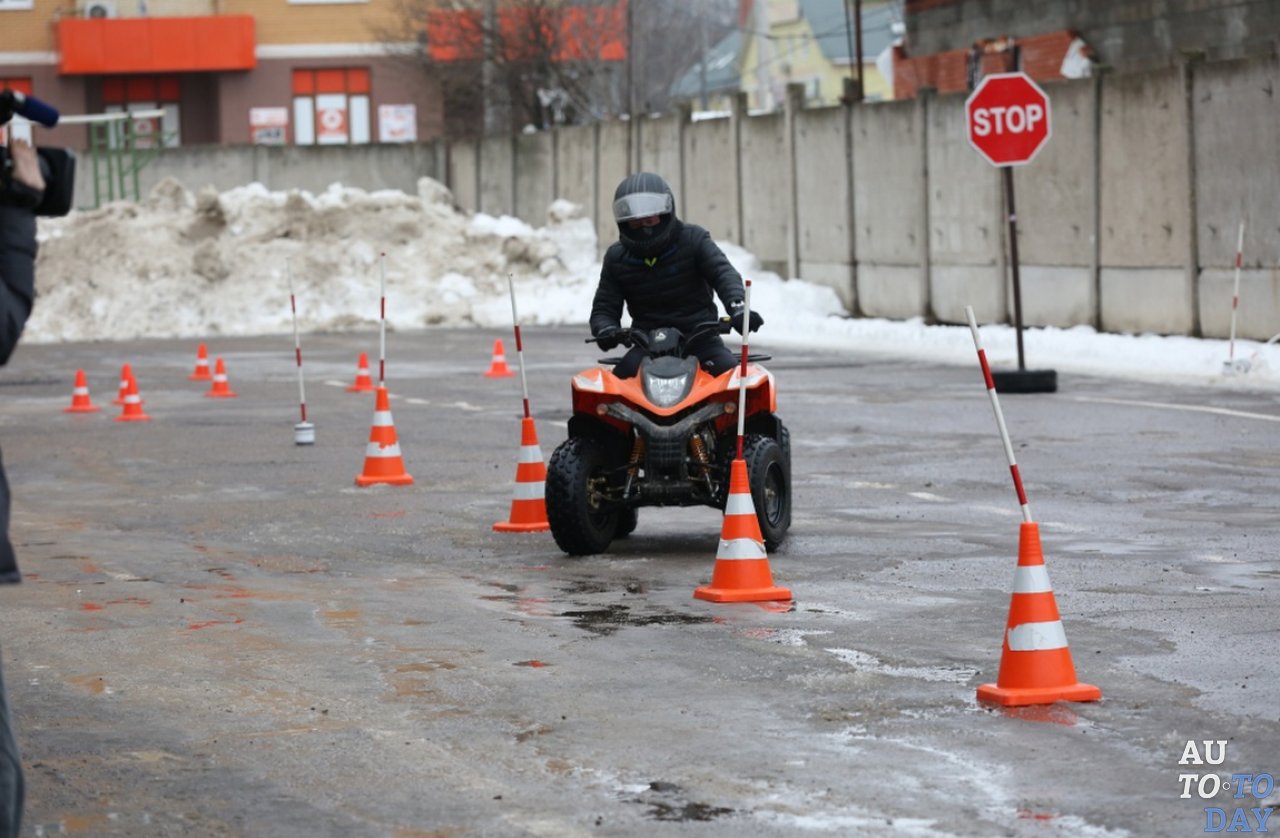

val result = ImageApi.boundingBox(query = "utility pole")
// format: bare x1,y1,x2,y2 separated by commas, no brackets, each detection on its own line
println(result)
698,11,709,111
483,0,499,134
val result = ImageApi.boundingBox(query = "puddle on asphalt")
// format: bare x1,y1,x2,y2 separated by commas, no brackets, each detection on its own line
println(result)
629,781,735,823
560,604,714,636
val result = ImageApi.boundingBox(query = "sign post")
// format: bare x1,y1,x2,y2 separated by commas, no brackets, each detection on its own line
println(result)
965,71,1057,393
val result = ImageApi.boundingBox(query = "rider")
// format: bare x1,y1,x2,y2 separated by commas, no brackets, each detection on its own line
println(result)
589,172,762,379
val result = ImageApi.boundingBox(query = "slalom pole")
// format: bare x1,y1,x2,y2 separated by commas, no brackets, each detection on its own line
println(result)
965,305,1032,523
506,274,532,418
288,266,315,445
1226,220,1245,369
735,279,753,460
378,252,388,386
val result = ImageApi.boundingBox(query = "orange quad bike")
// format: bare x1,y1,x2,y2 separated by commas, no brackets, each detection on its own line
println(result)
546,320,791,555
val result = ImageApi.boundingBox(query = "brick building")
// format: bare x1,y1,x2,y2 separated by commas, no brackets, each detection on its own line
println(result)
892,0,1280,97
0,0,443,149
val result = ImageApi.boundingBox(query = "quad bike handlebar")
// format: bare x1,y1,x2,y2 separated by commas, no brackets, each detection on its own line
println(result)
586,319,733,352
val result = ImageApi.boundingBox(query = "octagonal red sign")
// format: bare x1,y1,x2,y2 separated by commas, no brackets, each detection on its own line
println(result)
965,72,1052,167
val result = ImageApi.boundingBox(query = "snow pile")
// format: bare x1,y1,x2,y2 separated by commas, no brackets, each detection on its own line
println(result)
29,177,599,342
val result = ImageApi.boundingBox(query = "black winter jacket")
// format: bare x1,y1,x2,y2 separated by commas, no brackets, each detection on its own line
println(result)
590,221,744,335
0,203,38,584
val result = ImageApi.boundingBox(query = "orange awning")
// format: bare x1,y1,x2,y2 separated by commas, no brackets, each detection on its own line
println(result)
58,16,256,75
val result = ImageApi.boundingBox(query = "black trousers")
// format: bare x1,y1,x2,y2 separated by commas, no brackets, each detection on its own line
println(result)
613,333,738,379
0,648,20,838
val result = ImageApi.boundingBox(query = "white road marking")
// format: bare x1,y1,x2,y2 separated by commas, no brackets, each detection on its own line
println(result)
1075,395,1280,423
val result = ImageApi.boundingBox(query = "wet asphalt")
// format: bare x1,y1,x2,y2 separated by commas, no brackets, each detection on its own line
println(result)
0,327,1277,837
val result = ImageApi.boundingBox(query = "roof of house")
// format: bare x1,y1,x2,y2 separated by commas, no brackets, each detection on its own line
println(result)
799,0,900,64
669,29,744,100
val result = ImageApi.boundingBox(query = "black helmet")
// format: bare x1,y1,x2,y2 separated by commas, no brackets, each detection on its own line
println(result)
613,171,679,257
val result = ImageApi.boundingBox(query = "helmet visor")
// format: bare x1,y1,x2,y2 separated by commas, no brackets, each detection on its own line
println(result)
614,191,673,223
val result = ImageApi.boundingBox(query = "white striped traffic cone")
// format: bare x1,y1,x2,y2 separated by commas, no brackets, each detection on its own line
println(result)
694,458,791,602
355,386,413,487
493,416,549,532
976,522,1101,706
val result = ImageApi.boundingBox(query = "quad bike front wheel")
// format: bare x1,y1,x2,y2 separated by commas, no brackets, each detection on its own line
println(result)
546,437,619,555
741,434,790,550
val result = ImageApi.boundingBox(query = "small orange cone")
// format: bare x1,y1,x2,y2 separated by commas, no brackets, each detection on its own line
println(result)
114,376,151,422
493,416,550,532
113,363,132,406
63,369,101,414
976,522,1101,707
484,339,515,378
188,343,212,381
205,357,238,398
346,352,376,392
694,458,791,603
355,386,414,487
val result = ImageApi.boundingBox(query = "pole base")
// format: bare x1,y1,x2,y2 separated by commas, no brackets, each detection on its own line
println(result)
1222,358,1252,376
294,422,315,445
991,368,1057,394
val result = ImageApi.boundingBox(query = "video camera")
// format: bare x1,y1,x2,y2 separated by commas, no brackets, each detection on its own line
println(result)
0,89,76,217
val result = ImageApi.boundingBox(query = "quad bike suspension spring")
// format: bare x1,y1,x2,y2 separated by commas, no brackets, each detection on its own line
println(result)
688,435,714,494
623,435,645,497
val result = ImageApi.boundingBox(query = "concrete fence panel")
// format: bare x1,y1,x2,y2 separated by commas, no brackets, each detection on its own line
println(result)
449,140,479,213
555,124,597,222
1193,56,1280,340
638,115,684,205
739,112,790,272
795,106,854,308
1099,68,1192,334
852,99,927,319
1012,78,1099,328
926,92,1004,325
478,135,514,217
595,121,631,250
682,117,738,245
514,131,555,225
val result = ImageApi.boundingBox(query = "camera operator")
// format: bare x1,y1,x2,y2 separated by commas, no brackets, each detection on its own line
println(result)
0,135,44,838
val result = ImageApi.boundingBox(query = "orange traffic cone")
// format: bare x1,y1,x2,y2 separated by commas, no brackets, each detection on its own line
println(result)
484,339,515,378
63,369,101,414
346,352,376,392
113,363,132,406
493,417,550,532
976,522,1101,707
188,343,212,381
694,458,791,603
355,386,413,487
205,357,238,398
114,376,151,422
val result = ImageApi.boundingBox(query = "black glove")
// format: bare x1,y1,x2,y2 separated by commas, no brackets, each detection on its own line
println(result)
595,326,623,351
729,304,764,335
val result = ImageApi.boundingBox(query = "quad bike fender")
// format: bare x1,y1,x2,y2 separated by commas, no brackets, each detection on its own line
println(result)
566,415,631,463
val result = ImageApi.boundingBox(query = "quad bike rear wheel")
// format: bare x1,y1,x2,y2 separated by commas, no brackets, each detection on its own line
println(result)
546,437,619,555
615,507,638,538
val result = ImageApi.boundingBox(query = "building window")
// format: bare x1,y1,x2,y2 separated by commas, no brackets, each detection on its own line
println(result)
291,67,370,146
102,74,182,148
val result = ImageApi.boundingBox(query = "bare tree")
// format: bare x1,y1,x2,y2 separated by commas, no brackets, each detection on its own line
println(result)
376,0,630,137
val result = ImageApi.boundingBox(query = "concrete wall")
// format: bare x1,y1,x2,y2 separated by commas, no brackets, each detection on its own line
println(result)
927,93,1005,325
1012,78,1098,328
794,107,853,308
739,113,790,273
514,132,555,226
682,117,738,245
1099,68,1193,335
852,98,927,320
75,54,1280,341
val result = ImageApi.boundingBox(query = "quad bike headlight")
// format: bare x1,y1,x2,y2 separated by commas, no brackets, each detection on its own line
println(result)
644,371,693,408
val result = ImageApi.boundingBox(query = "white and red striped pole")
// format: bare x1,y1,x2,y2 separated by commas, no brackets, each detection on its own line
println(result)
506,274,532,419
965,306,1032,523
288,267,314,445
1227,220,1245,365
735,279,753,460
378,252,388,385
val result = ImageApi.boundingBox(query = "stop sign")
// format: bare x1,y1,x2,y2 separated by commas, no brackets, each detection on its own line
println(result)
965,72,1052,167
